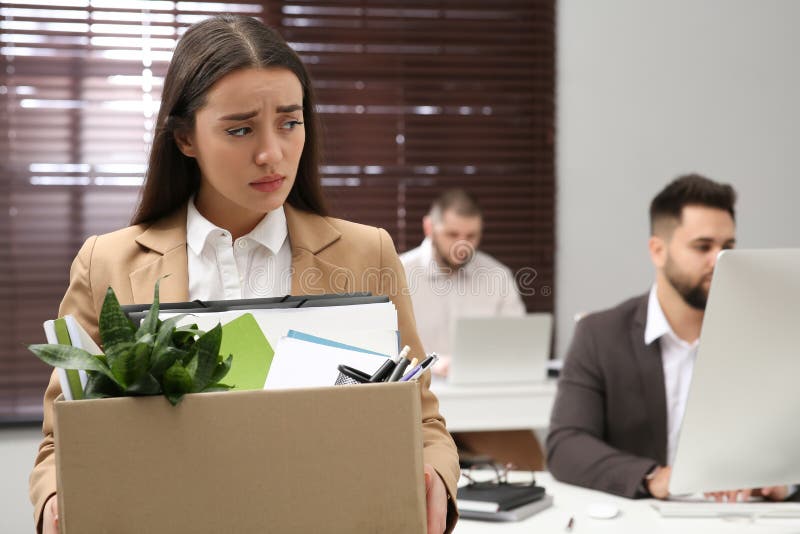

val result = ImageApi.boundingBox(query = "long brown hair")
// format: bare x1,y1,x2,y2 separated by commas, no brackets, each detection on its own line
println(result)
131,15,327,225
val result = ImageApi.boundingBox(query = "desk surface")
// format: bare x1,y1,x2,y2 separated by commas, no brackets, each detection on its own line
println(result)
454,473,800,534
431,379,556,432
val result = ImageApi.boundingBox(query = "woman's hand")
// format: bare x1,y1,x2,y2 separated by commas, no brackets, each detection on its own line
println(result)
42,494,59,534
424,463,448,533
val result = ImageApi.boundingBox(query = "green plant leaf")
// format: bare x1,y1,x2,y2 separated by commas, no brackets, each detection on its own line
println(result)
135,277,165,340
153,315,189,353
209,354,233,385
172,324,203,349
108,341,149,389
200,383,233,393
190,323,222,392
162,361,193,405
28,344,116,382
83,371,123,398
99,287,136,350
126,373,161,396
103,340,133,380
149,346,186,381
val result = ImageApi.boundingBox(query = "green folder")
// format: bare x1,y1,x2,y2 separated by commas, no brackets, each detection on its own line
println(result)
219,313,273,390
54,318,84,400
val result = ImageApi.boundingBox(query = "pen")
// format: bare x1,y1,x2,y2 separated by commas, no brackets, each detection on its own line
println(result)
387,346,412,382
399,358,420,382
369,355,398,382
401,354,438,382
565,516,574,532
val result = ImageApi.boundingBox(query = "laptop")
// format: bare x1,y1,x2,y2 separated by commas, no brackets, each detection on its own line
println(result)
448,314,553,385
669,249,800,495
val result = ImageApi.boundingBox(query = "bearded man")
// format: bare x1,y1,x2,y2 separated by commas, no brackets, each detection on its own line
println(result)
400,188,525,377
547,174,790,502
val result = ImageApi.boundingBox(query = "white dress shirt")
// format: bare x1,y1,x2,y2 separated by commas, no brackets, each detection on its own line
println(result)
186,200,292,301
399,237,525,356
644,284,699,467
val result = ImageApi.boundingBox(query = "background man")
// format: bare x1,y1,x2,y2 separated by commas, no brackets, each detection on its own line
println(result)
400,188,525,375
401,188,540,469
547,174,789,501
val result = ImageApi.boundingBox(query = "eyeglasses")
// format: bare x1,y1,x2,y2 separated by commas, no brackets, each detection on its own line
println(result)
461,461,536,489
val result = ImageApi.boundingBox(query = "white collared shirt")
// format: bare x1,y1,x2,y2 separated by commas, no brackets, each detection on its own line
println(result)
186,199,292,301
644,284,699,467
399,237,525,356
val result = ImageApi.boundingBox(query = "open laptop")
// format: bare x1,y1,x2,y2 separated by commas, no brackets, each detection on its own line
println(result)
448,313,553,385
669,249,800,495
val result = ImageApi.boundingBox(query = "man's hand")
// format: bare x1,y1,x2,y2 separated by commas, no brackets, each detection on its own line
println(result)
705,485,790,502
424,463,448,534
646,465,672,499
42,494,59,534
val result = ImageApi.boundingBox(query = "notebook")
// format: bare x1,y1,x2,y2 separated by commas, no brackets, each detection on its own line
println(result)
449,313,553,385
458,487,553,522
457,483,546,512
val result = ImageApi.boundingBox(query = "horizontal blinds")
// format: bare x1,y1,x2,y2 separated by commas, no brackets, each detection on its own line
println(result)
0,0,554,423
269,0,555,300
0,1,264,422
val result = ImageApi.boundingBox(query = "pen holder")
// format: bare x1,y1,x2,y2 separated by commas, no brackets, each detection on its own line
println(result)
334,364,372,386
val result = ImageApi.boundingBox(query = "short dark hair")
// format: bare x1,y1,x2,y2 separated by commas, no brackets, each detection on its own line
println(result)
132,15,326,225
429,188,482,223
650,173,737,236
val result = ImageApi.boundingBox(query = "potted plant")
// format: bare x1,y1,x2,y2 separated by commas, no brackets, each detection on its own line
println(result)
29,280,232,405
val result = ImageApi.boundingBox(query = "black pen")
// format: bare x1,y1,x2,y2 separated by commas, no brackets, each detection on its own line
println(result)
369,356,397,382
565,516,574,532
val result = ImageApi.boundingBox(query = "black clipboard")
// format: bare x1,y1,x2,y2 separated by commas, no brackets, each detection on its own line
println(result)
121,292,389,322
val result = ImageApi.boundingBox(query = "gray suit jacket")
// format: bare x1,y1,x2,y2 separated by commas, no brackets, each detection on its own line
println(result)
547,294,666,498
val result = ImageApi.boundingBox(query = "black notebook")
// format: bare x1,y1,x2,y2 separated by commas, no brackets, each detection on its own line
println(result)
457,484,546,513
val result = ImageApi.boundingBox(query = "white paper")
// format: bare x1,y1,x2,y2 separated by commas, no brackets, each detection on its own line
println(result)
265,335,388,389
163,302,399,357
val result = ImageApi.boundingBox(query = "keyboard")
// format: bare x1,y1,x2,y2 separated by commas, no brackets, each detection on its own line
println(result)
653,501,800,518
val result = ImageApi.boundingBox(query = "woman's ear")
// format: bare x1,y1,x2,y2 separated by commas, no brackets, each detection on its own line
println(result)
174,128,197,158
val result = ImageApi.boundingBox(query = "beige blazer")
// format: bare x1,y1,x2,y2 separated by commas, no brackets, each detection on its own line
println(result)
29,203,460,532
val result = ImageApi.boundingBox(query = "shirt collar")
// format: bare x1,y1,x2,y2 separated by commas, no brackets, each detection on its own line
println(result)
644,284,671,345
247,204,288,255
186,199,221,256
644,284,701,348
186,198,288,256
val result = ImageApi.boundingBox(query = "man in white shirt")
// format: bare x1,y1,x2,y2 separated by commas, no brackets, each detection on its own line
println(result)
401,189,541,469
400,188,525,375
547,174,791,501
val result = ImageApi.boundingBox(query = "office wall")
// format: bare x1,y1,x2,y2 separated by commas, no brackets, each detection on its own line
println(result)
0,427,41,533
556,0,800,356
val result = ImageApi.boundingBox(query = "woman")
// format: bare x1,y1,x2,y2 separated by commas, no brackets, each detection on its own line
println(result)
29,15,458,534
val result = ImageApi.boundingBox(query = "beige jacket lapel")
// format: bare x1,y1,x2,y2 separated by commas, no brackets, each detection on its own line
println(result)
285,204,349,295
130,206,190,304
128,203,347,304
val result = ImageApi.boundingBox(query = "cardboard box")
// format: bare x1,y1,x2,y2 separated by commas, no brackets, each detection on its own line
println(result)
54,382,426,533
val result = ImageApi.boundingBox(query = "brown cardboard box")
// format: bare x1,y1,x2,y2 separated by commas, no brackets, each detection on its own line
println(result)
53,382,426,533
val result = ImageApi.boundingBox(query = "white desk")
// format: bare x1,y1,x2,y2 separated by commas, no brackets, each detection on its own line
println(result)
430,379,557,432
455,472,800,533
